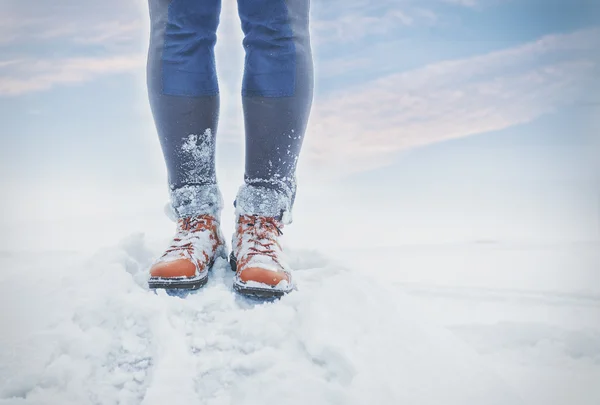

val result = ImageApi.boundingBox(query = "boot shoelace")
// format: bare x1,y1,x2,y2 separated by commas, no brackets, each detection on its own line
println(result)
237,215,283,269
163,215,216,261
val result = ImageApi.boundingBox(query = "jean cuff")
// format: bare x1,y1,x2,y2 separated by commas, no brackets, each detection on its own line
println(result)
169,184,223,219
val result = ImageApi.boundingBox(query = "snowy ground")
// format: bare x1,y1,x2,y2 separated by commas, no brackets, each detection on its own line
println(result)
335,242,600,405
0,236,598,405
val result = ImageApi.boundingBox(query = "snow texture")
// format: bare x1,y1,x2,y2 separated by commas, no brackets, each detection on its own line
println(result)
235,183,294,224
169,131,222,219
170,129,297,223
179,131,216,187
1,237,598,405
0,236,527,405
170,184,223,219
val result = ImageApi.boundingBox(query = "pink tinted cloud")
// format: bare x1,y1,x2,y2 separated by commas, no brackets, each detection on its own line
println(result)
0,55,144,96
302,29,599,177
0,0,145,46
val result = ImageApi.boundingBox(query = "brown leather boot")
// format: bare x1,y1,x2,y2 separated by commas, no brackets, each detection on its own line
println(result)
149,215,225,290
230,214,293,298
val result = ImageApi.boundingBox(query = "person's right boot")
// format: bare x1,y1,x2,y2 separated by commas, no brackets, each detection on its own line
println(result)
230,214,294,298
148,214,226,290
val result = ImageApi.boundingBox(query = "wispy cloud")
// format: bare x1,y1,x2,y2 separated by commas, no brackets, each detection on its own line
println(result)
0,55,144,96
303,28,600,176
0,0,146,95
313,9,417,43
311,0,488,43
441,0,479,7
312,1,438,43
0,0,145,47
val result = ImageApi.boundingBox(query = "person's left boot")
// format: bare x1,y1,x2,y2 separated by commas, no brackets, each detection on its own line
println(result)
230,214,294,298
148,214,226,290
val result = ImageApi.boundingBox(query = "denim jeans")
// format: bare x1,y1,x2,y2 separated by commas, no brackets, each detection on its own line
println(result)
147,0,314,222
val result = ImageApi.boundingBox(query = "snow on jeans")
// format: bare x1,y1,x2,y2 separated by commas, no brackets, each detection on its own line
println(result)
147,0,314,223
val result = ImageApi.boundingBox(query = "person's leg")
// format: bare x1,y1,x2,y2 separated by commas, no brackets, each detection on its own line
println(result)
147,0,226,290
147,0,223,219
231,0,313,297
235,0,314,223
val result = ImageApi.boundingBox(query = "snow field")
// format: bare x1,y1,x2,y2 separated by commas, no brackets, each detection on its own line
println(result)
0,234,521,405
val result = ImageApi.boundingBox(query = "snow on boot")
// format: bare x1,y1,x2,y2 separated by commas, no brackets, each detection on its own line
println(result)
230,214,293,298
148,215,226,290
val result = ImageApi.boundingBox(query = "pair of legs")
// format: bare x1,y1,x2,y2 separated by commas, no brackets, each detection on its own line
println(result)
147,0,313,222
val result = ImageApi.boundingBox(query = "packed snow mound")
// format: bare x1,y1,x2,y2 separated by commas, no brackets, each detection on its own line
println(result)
0,234,521,405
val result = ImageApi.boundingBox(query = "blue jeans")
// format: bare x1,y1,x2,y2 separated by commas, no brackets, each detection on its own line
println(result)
147,0,314,222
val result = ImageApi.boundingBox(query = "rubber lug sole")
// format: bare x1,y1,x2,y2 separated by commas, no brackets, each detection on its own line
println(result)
229,252,291,299
232,283,287,299
148,274,208,290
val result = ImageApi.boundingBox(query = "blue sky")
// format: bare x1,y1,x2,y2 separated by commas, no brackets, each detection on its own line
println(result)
0,0,598,250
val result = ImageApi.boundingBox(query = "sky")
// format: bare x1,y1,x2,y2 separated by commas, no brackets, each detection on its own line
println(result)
0,0,599,251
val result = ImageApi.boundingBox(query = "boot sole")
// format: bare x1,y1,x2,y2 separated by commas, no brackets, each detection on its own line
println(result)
148,274,209,290
229,253,292,299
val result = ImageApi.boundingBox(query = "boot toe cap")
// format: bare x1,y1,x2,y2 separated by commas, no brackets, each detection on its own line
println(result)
150,259,197,278
239,267,290,286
